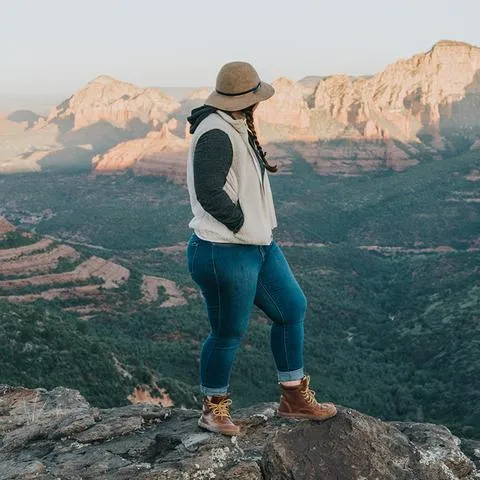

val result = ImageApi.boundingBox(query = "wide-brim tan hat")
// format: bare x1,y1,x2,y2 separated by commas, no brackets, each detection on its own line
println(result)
205,61,275,112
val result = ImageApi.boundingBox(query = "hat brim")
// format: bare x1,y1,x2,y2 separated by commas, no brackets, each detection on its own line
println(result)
204,81,275,112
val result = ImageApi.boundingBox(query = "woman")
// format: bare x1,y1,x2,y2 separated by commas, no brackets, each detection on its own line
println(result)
186,61,337,435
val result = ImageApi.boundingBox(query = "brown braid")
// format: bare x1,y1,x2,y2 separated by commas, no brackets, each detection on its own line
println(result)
242,105,278,173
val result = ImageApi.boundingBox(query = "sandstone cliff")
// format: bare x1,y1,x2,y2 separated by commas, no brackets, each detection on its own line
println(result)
253,40,480,174
92,121,188,182
0,76,181,173
3,41,480,177
47,75,180,131
0,384,478,480
256,40,480,144
163,40,480,177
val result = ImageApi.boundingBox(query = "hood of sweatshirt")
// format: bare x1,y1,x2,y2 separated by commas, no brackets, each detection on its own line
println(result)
187,105,218,134
187,105,248,137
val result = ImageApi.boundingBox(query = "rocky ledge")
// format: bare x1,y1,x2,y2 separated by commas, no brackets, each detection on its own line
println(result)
0,385,479,480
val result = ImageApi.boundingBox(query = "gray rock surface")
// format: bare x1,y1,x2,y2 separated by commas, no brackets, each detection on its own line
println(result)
462,439,480,471
0,385,478,480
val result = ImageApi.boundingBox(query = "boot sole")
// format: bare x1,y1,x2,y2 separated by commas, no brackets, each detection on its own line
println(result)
198,419,240,436
277,410,337,421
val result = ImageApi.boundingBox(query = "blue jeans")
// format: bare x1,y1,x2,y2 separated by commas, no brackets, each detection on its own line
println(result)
186,232,307,396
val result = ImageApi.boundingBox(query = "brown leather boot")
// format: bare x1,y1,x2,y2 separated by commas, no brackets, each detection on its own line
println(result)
198,395,241,436
277,375,337,421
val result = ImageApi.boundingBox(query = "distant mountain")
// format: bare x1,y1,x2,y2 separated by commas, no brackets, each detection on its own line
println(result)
254,40,480,174
46,75,180,131
0,76,181,173
266,40,480,144
92,122,188,179
2,40,480,177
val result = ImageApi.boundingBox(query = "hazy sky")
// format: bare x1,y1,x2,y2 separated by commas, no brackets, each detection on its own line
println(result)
1,0,479,94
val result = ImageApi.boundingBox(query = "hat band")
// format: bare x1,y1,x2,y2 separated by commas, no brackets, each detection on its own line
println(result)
216,82,261,97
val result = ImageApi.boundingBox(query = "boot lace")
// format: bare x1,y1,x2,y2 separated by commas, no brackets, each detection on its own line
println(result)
207,398,232,418
301,375,318,405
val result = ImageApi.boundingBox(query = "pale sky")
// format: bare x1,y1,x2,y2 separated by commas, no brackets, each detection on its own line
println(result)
1,0,479,94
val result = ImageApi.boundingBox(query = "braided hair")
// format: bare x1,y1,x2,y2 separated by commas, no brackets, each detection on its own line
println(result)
242,105,278,173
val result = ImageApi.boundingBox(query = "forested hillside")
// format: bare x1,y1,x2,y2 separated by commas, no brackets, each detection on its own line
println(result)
0,148,478,437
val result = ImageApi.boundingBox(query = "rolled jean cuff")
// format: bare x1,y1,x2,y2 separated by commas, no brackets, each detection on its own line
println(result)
200,385,229,396
277,367,304,382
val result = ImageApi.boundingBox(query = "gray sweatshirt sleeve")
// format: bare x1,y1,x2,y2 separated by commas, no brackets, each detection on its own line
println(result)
193,129,244,233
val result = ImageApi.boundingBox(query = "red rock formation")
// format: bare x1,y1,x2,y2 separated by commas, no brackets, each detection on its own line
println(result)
128,385,174,407
47,75,180,130
289,139,419,175
276,40,480,143
256,77,313,141
253,41,480,174
4,41,480,177
93,123,188,182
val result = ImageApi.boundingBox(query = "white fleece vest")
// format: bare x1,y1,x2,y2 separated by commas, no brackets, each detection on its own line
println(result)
187,110,277,245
